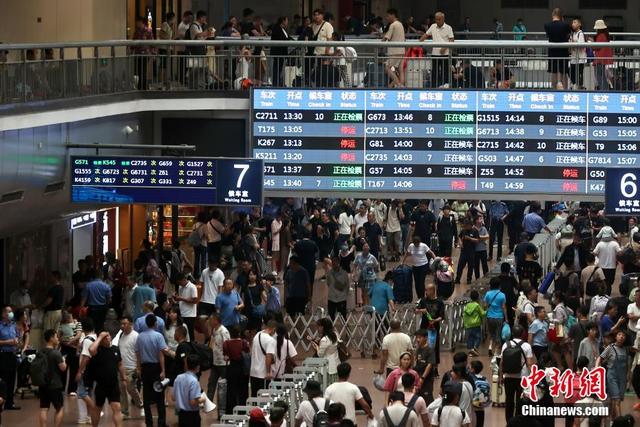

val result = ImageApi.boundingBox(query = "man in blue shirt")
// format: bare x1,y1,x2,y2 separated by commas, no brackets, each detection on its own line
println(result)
488,200,509,261
215,279,244,328
134,301,165,333
173,354,205,427
0,306,19,410
82,268,112,332
131,275,156,320
522,202,551,240
484,279,507,356
136,314,170,427
263,274,281,319
369,272,395,316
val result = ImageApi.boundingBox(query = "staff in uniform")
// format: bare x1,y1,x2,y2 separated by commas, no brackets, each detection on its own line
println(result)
0,306,19,410
173,354,205,427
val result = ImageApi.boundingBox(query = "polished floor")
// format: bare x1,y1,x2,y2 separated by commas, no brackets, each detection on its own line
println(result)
8,242,640,426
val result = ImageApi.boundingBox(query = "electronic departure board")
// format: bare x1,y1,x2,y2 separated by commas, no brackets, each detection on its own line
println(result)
71,156,263,206
252,88,640,196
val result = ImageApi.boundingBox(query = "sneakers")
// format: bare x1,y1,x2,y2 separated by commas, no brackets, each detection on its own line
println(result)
69,392,77,397
77,417,91,424
468,349,480,357
140,409,145,418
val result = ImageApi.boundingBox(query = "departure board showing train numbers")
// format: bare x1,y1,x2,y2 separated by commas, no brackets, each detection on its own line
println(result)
252,89,640,196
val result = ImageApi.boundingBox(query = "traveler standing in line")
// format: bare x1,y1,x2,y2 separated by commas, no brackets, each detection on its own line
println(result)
207,312,230,399
436,205,457,257
223,326,250,413
500,324,534,423
117,316,142,419
82,268,112,332
38,329,67,427
42,271,64,333
404,236,436,301
136,314,170,427
487,200,509,261
249,320,277,396
326,256,350,320
456,220,479,285
420,12,454,88
284,256,311,317
174,273,198,342
173,354,206,427
325,363,374,423
474,215,490,280
312,318,341,383
378,320,414,376
88,331,126,427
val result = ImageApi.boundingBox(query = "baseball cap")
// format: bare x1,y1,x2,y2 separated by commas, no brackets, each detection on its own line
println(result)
249,407,266,422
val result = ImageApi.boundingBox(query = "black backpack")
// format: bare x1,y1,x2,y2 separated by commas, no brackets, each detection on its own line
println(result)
187,341,214,371
30,349,51,387
502,340,526,374
309,399,330,427
383,405,414,427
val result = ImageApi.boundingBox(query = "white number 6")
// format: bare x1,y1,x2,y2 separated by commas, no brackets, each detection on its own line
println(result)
621,172,638,198
234,164,250,188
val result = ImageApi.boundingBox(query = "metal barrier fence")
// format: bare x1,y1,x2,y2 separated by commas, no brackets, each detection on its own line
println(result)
2,39,640,105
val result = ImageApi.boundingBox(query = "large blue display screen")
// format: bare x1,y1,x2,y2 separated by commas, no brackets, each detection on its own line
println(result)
71,156,263,206
252,88,640,195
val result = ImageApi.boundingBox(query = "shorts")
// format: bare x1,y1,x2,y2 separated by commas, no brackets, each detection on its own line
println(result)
77,376,93,399
385,56,402,70
547,58,568,74
198,302,216,317
39,388,64,410
94,382,121,407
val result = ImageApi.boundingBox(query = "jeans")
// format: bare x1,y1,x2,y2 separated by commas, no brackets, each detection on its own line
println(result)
141,363,166,427
474,250,489,279
328,300,347,320
489,219,504,259
466,326,482,350
194,245,207,279
119,368,142,414
401,224,410,251
207,365,227,400
412,264,429,300
504,377,523,423
456,251,475,282
595,63,609,90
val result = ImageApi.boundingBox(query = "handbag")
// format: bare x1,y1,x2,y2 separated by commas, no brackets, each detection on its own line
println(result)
284,341,297,374
337,340,351,362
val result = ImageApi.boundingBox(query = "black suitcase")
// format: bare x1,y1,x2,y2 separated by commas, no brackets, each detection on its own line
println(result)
430,233,439,254
393,264,413,303
364,62,387,88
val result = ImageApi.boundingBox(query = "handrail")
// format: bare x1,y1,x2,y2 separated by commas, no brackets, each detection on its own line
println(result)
1,39,640,50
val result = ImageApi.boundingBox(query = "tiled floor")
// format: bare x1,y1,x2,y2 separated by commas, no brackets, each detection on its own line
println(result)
6,243,640,426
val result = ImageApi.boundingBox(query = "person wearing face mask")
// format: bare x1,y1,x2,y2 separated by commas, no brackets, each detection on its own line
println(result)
0,306,20,410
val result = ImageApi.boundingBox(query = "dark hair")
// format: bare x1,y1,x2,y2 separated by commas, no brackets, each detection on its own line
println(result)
489,277,500,290
276,16,288,26
242,8,254,18
575,356,589,371
312,8,324,15
511,324,523,339
327,402,346,422
470,360,483,374
82,317,95,332
196,10,207,19
229,325,242,339
186,353,200,370
51,271,62,281
145,313,157,328
174,272,186,282
534,306,545,316
337,362,351,379
276,324,289,359
452,363,467,378
183,10,194,18
453,351,468,365
470,290,479,301
44,329,57,342
578,305,589,317
388,391,405,403
166,12,176,21
500,262,511,274
401,373,415,388
317,318,337,343
175,325,188,339
585,321,598,332
611,415,635,427
387,8,398,17
121,315,133,323
553,291,565,303
166,304,184,330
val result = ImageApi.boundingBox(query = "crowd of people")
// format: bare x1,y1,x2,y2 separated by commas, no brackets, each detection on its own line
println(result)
1,198,640,426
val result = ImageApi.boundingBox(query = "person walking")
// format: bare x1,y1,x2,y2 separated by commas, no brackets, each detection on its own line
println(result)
378,320,413,375
38,329,67,427
500,324,534,423
207,313,229,400
326,256,349,319
174,273,198,342
403,236,436,301
436,205,457,257
249,320,277,396
420,12,454,88
0,306,20,410
473,216,490,280
488,201,509,261
325,363,374,423
42,271,64,333
88,331,126,427
456,220,479,285
484,278,507,356
117,316,142,419
311,318,341,383
82,268,112,332
173,354,206,427
223,326,250,413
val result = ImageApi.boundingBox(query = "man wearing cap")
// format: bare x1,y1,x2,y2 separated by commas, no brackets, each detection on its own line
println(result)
378,391,420,427
436,205,457,257
295,380,330,427
173,354,205,427
429,382,471,427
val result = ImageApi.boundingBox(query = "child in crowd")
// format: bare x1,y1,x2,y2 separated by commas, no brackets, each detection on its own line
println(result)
463,290,485,356
470,360,490,427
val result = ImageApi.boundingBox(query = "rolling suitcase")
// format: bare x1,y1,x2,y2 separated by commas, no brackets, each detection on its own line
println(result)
491,374,506,406
430,233,439,254
538,271,555,294
392,264,413,303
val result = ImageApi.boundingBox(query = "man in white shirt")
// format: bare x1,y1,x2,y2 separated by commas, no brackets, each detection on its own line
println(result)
593,233,621,292
628,292,640,356
420,11,454,88
174,273,198,342
199,258,224,317
76,319,98,425
295,380,330,427
336,208,355,242
9,280,32,312
429,382,471,427
499,324,535,424
354,204,369,233
377,320,414,375
207,313,230,400
310,8,334,86
250,320,277,396
117,316,142,418
324,362,373,422
372,199,388,229
379,391,421,427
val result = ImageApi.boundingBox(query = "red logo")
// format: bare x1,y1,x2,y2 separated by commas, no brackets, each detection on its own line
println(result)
520,365,607,402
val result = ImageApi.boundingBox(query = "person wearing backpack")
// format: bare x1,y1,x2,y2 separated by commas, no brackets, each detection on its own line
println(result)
400,373,430,426
249,320,277,396
75,318,98,425
294,380,330,427
581,253,605,307
37,329,67,427
469,360,490,427
429,382,470,427
88,331,126,427
500,324,534,423
378,391,420,427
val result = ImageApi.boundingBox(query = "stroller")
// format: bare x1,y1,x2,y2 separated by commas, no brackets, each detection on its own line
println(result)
16,349,38,399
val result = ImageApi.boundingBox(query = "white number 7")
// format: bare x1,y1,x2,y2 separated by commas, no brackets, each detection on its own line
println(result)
234,164,250,188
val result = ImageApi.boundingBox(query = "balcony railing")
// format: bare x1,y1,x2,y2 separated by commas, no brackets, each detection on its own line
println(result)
0,39,639,105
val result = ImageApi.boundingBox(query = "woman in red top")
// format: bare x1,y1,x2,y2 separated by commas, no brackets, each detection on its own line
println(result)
223,325,250,413
592,19,613,91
